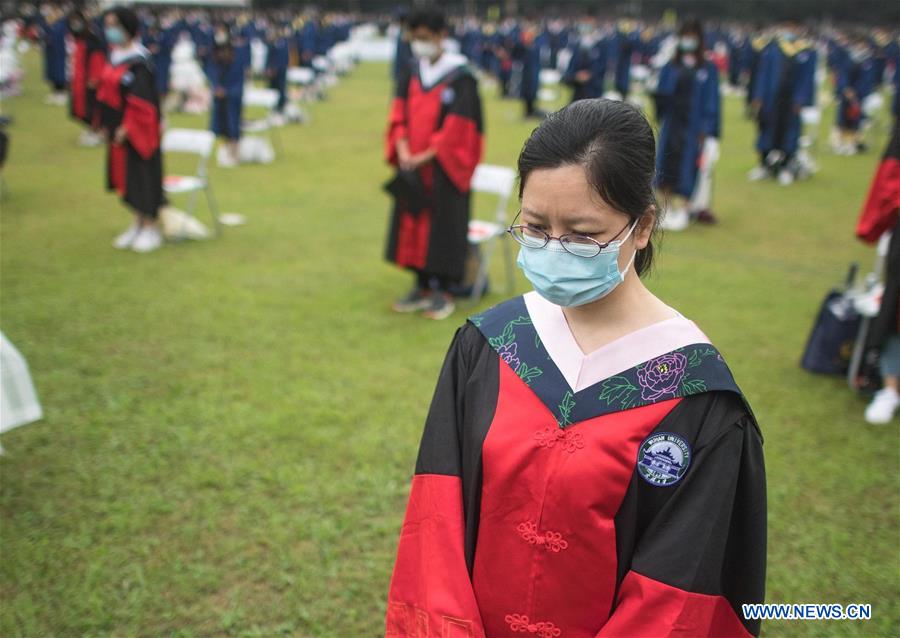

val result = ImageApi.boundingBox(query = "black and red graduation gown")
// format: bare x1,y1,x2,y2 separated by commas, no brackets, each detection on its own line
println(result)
857,125,900,349
386,294,767,637
69,32,107,128
97,51,164,219
384,57,484,283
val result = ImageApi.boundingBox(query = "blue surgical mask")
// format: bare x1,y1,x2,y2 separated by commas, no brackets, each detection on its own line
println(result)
105,26,126,45
516,219,640,307
678,37,699,52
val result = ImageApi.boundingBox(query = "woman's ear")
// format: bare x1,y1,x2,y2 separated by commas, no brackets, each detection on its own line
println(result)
633,205,656,250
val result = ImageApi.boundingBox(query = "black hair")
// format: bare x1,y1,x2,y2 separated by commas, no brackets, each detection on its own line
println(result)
109,6,140,39
407,8,446,34
517,98,659,276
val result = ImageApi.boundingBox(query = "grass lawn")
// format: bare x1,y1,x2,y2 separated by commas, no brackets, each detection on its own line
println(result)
1,50,898,637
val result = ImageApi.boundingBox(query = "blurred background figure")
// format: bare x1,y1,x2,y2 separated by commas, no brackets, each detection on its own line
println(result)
748,23,816,185
67,7,106,148
834,36,877,155
206,23,244,168
654,19,721,231
857,125,900,423
39,3,68,105
98,6,164,253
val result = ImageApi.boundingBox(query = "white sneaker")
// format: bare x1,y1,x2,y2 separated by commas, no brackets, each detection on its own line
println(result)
747,166,769,182
778,169,794,186
660,207,690,231
131,226,164,253
112,222,141,249
78,130,102,147
865,388,900,424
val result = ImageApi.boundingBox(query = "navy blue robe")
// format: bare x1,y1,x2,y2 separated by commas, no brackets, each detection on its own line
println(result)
655,60,721,198
751,40,816,160
206,50,245,140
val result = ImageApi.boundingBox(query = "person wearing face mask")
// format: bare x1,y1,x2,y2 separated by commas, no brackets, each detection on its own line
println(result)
384,8,483,320
385,99,766,638
748,24,817,185
96,6,164,253
834,37,877,156
205,24,245,168
562,22,609,104
67,8,107,147
653,19,721,231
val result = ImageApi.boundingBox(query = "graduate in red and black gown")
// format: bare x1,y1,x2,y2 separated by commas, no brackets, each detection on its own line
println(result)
385,8,483,321
385,100,766,637
97,6,164,254
857,124,900,423
68,8,107,147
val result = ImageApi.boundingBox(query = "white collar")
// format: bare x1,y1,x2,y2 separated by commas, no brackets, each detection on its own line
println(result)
523,290,712,392
418,51,468,89
110,42,149,66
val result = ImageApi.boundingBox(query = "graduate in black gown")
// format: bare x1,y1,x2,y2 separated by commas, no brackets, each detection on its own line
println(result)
385,9,484,320
97,7,164,253
67,8,107,147
386,99,766,637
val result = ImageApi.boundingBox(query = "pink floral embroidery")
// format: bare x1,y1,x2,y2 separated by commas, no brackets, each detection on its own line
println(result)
504,614,561,638
534,425,585,453
516,521,569,552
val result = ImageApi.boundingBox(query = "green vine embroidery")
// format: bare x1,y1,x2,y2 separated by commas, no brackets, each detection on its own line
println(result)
488,316,532,349
557,391,576,426
516,362,543,385
598,375,640,410
688,347,718,369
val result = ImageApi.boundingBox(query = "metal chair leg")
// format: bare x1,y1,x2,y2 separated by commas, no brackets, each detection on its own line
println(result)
204,183,222,235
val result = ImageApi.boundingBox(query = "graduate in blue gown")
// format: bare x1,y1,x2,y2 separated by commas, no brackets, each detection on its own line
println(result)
295,17,317,68
206,25,245,167
515,23,546,119
654,20,721,230
835,38,877,154
143,16,180,100
749,26,816,184
392,10,412,83
41,6,69,102
563,26,607,103
265,24,291,113
610,21,638,98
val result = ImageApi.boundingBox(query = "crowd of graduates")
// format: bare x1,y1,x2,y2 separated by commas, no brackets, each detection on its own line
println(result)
3,4,898,264
6,2,360,251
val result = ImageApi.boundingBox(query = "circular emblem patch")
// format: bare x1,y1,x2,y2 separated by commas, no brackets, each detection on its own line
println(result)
637,432,692,487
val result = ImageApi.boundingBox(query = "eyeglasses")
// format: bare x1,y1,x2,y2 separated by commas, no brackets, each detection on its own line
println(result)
506,211,631,258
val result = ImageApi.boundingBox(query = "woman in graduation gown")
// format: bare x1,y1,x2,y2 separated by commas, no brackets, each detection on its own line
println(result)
748,27,816,185
385,9,484,320
97,6,165,253
385,98,766,637
206,25,245,168
68,8,107,146
654,20,721,231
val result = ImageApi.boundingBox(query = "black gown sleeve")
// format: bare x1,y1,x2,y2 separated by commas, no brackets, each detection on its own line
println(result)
386,322,496,637
605,392,767,637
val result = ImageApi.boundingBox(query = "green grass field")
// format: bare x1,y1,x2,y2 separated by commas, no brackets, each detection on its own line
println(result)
1,50,898,637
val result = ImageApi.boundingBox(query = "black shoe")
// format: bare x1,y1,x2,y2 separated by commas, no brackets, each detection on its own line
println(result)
392,287,431,313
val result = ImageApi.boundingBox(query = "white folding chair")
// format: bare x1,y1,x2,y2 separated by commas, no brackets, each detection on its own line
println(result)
467,164,517,302
241,87,282,154
161,128,220,234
